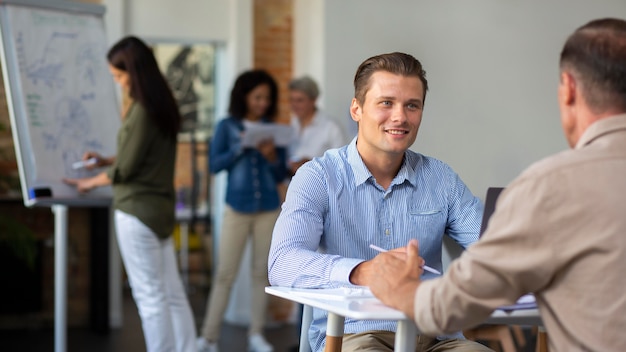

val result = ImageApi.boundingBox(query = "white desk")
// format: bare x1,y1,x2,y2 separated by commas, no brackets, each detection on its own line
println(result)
265,286,542,352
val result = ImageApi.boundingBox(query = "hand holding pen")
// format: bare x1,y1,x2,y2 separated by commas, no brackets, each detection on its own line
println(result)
369,243,441,275
368,239,426,316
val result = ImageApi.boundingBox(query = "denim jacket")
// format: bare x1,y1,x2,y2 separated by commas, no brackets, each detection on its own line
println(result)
210,116,288,213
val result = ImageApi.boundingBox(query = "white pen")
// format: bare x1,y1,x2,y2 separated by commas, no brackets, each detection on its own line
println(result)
369,243,441,275
72,157,97,170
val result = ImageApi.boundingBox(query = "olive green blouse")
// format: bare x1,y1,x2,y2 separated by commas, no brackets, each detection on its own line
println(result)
107,102,177,239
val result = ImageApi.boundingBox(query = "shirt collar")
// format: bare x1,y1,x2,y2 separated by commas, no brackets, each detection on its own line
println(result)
347,137,418,188
575,113,626,149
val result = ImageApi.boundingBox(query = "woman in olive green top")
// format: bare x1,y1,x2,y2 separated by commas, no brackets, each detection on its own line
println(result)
64,36,196,352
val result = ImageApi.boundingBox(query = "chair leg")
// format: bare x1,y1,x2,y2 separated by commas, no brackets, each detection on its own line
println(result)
463,325,516,352
511,325,526,348
535,326,548,352
496,326,516,352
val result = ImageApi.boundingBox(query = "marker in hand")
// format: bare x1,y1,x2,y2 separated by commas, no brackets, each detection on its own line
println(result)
72,157,97,170
369,244,441,275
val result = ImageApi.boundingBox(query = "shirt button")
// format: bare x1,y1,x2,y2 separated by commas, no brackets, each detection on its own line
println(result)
252,168,259,175
385,229,390,235
255,192,261,198
253,180,260,187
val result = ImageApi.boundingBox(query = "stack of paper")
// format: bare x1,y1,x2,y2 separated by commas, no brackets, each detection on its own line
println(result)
496,294,537,311
289,286,375,301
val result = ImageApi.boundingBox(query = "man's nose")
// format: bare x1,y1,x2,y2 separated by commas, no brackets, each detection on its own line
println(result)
390,105,407,123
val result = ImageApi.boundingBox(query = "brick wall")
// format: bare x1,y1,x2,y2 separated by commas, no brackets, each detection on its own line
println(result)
253,0,293,124
253,0,295,323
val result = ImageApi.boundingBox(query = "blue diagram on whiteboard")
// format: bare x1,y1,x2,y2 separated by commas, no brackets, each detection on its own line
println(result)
1,3,121,202
76,42,101,88
16,28,110,181
24,31,77,88
41,97,104,178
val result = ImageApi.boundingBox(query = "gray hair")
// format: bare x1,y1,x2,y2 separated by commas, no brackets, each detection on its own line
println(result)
288,76,319,100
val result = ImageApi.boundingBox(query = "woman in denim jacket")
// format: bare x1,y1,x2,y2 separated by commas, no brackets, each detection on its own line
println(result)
198,70,288,352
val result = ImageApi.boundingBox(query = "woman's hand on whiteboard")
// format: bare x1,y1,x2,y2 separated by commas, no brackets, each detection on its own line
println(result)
63,177,97,193
64,172,112,193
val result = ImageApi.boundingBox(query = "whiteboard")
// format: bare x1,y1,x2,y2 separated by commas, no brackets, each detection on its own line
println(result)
0,0,120,206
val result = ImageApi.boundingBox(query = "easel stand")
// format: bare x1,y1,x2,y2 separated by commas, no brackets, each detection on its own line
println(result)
52,204,68,352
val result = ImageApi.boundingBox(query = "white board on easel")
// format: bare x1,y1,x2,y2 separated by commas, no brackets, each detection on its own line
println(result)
0,0,119,207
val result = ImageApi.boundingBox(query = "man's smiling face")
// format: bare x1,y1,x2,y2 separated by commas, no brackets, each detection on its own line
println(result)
351,70,424,158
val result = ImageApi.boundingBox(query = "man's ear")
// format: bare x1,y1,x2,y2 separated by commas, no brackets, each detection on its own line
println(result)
350,98,361,122
559,71,576,106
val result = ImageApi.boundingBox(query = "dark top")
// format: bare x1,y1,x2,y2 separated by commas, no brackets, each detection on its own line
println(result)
107,102,176,238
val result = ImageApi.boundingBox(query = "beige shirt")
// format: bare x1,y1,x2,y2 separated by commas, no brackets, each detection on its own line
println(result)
415,114,626,351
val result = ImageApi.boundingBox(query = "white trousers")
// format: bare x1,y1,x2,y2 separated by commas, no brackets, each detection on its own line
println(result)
115,210,196,352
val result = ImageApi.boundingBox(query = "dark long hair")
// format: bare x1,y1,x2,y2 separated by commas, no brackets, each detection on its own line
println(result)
228,69,279,121
107,36,181,140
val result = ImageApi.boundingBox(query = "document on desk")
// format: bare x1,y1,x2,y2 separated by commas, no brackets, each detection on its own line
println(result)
289,286,376,301
241,121,294,147
496,293,537,311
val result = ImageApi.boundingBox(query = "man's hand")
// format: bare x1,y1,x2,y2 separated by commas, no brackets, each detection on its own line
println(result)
368,239,424,319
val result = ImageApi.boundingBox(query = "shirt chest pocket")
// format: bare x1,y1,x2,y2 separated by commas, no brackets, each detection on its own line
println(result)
408,207,446,234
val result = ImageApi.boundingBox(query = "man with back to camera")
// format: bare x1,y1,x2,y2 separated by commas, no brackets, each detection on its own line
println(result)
368,18,626,351
268,52,492,352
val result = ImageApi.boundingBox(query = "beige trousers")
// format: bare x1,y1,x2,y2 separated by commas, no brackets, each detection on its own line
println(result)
342,330,494,352
200,205,280,341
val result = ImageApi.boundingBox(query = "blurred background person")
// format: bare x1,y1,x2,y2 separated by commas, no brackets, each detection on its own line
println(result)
64,36,196,352
197,69,288,352
288,76,346,175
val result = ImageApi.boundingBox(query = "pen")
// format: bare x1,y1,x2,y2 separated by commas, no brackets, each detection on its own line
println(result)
72,157,97,170
369,244,441,275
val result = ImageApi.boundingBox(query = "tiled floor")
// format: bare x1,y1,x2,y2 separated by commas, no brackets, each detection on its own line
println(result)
0,286,299,352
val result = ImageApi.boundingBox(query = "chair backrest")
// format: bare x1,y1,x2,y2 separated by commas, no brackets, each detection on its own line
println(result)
479,187,504,237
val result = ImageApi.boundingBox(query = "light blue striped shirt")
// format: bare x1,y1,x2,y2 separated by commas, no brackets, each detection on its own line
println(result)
268,138,483,351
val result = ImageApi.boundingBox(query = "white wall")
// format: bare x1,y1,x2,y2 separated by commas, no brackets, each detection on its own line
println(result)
295,0,626,197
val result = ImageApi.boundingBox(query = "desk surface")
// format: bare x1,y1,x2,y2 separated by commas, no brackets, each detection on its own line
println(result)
266,286,543,326
266,286,406,321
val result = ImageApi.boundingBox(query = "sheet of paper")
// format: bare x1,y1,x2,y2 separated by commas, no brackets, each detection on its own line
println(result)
496,293,537,311
289,286,375,301
241,121,294,147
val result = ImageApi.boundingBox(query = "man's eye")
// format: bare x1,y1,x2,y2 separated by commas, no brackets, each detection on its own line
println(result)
407,103,421,110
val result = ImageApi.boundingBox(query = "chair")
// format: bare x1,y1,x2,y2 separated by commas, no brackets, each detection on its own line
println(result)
463,325,524,352
534,326,549,352
299,304,313,352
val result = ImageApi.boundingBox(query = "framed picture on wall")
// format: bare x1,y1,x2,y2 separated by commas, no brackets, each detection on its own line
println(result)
152,42,217,136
